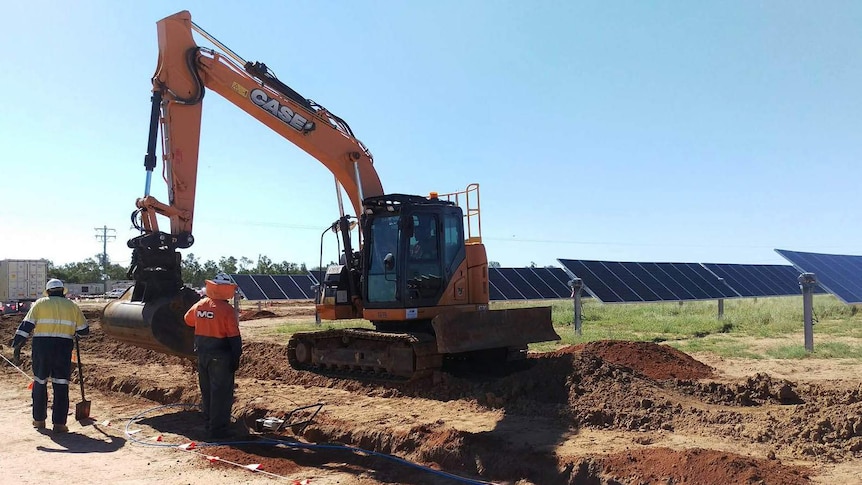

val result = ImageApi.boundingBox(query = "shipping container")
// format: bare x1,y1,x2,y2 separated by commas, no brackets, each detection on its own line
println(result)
0,259,49,302
65,283,106,298
107,279,135,292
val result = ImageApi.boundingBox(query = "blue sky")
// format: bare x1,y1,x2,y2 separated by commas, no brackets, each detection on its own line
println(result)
1,1,860,270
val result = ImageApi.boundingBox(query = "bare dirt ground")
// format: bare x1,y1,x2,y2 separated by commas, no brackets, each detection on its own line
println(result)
2,301,862,484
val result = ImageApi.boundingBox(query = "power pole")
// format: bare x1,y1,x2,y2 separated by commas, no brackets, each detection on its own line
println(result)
95,226,116,284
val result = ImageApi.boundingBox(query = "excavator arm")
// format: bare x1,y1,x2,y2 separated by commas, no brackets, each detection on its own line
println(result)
136,10,382,242
105,10,384,357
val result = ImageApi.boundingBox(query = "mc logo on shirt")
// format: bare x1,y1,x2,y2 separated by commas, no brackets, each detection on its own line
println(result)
196,310,215,319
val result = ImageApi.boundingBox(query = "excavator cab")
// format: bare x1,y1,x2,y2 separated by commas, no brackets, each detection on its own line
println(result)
316,193,466,326
363,195,461,314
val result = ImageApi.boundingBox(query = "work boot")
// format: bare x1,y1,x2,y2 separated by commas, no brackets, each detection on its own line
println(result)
53,424,69,433
32,420,46,429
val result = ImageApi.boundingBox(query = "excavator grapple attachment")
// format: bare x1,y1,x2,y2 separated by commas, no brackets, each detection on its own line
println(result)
101,286,200,358
431,306,560,354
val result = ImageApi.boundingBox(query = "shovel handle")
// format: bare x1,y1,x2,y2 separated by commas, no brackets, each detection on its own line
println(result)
74,335,86,401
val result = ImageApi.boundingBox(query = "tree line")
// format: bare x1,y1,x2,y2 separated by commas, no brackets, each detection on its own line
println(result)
47,254,317,288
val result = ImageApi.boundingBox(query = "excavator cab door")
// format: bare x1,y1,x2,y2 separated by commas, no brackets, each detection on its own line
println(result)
403,212,445,305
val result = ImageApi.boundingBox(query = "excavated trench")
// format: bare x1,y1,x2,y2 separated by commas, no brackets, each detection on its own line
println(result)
4,310,861,483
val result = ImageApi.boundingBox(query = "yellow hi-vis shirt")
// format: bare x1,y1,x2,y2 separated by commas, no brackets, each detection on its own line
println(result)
22,296,88,339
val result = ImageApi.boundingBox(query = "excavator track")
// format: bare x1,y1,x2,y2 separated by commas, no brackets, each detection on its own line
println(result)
287,328,442,381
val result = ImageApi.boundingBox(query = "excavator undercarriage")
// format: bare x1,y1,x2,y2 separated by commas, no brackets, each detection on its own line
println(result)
286,306,559,381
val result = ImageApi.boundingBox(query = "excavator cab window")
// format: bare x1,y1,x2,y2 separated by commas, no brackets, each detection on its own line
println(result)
405,213,443,302
362,196,459,309
366,215,400,303
408,214,438,261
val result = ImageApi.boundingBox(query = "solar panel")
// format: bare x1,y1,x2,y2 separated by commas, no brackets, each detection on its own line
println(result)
703,263,756,297
485,267,578,301
498,268,543,300
615,262,680,300
271,275,307,299
766,265,826,295
776,249,862,304
545,267,576,296
292,275,319,299
668,263,736,299
514,268,561,299
488,279,506,301
251,275,288,300
558,259,737,303
489,267,526,300
557,259,625,302
759,265,800,295
702,263,815,297
606,262,664,301
230,274,267,300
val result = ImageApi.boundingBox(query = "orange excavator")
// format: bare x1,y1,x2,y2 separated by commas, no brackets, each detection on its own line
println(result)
102,11,559,380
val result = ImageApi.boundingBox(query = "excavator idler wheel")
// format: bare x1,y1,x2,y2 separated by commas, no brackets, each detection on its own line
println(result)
294,341,312,364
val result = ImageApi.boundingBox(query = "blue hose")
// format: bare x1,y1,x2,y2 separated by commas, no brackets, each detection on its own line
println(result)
124,403,496,485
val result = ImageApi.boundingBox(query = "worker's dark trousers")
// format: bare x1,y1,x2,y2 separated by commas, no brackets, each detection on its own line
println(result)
31,337,73,425
197,350,235,437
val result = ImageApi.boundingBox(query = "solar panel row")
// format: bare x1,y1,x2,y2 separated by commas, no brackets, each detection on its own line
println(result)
702,263,824,298
557,259,817,303
229,274,319,301
776,249,862,304
230,257,827,304
558,259,738,303
488,267,572,301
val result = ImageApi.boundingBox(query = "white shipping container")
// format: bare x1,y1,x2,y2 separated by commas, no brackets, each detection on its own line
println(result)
65,283,106,297
107,280,135,291
0,259,49,301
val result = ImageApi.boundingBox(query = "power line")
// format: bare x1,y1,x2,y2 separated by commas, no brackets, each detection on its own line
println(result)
94,226,116,282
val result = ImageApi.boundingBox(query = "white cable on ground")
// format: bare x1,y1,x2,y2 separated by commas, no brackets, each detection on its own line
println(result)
0,350,33,381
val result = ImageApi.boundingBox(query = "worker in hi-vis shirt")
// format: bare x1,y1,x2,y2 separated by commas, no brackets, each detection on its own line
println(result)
10,279,89,433
184,274,242,439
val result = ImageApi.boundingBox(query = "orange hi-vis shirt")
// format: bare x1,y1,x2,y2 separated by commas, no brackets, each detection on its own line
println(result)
183,298,240,338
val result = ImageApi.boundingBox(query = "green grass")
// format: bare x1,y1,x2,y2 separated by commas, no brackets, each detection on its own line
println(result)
518,295,862,359
263,295,862,361
271,318,373,335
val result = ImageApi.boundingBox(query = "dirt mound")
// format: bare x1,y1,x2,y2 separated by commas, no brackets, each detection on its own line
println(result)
239,310,277,321
599,447,811,485
562,340,714,380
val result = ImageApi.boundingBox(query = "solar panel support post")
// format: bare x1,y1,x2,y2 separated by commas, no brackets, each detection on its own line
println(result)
799,273,817,352
314,285,321,325
717,299,724,319
234,291,240,323
570,278,584,335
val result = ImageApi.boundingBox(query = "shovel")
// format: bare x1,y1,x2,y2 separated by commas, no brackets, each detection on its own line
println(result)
73,335,91,421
